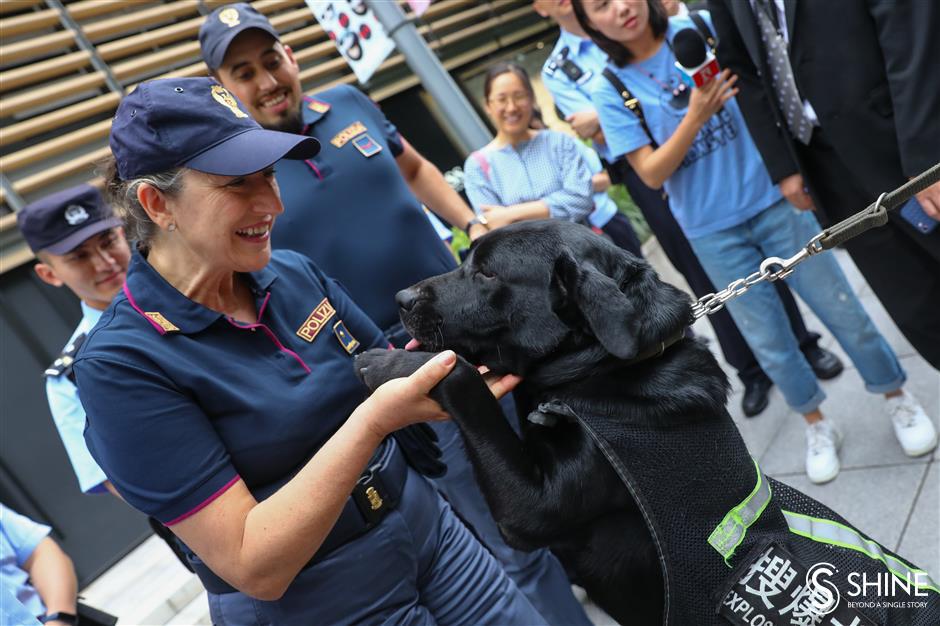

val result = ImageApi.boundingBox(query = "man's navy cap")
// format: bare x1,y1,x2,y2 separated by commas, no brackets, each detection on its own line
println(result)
109,76,319,180
199,3,280,70
17,184,121,255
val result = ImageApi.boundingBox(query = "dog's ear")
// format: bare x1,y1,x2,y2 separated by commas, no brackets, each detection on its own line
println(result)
554,246,693,360
553,250,640,359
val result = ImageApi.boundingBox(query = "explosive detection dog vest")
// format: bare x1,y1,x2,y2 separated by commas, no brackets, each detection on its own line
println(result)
532,400,940,625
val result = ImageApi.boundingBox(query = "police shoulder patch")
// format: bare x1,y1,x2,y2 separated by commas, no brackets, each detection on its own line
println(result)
307,98,331,113
44,333,87,378
144,312,180,333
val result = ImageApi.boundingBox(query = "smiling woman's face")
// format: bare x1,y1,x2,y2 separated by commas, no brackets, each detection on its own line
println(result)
580,0,651,46
484,71,534,137
163,168,285,275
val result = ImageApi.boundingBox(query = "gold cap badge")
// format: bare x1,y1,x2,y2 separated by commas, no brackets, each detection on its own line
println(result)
211,85,248,118
218,8,240,27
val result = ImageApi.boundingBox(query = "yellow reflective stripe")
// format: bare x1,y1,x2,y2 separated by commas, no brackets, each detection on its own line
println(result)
783,510,940,595
708,458,772,564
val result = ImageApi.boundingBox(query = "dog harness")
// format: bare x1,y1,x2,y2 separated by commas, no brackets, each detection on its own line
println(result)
530,400,940,625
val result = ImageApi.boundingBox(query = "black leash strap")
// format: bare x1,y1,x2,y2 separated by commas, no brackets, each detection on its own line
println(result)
692,162,940,319
816,161,940,250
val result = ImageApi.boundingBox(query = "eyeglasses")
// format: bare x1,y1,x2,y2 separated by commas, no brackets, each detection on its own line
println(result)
488,92,531,107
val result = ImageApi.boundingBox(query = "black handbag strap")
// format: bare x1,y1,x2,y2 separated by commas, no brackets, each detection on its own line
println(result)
601,67,659,149
602,67,659,150
689,11,717,52
600,10,717,151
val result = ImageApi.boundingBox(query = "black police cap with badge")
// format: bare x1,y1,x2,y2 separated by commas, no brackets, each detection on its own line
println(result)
17,184,121,255
110,77,318,180
16,184,122,380
199,2,281,71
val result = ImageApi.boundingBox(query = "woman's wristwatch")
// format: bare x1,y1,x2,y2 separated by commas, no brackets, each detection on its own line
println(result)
40,613,78,625
464,215,489,234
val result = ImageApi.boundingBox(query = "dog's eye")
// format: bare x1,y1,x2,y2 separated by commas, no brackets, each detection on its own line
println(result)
476,269,496,281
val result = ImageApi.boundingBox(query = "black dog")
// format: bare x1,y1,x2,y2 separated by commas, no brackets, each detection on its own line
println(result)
355,220,733,624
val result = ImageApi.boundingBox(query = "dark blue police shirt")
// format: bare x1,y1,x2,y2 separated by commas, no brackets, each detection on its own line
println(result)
272,85,457,333
74,249,385,525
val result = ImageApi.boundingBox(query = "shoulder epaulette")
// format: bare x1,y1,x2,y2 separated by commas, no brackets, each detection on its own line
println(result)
545,45,570,76
547,45,593,86
44,332,87,378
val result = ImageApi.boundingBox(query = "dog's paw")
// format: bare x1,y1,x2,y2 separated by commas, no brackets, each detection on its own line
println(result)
354,349,438,391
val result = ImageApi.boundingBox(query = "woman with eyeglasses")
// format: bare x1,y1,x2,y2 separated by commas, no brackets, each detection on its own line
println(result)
465,62,642,253
462,65,597,232
571,0,936,484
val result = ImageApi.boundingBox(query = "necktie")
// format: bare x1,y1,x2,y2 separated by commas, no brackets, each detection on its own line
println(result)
754,0,813,144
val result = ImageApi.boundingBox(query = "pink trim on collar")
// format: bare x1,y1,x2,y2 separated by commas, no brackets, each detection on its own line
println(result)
304,159,323,179
256,291,272,320
226,317,312,374
123,283,168,335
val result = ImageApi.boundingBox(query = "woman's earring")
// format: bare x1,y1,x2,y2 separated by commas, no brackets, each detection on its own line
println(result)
167,223,176,232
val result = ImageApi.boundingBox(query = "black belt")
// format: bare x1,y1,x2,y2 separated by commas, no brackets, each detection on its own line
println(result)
191,439,408,595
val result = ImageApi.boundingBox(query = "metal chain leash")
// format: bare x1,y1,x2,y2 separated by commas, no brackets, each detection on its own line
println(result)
690,231,826,319
690,161,940,320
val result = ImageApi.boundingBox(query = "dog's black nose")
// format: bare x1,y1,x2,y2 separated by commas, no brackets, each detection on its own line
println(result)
396,288,419,311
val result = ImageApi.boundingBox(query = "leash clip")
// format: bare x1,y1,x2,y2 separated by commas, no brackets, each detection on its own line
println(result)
758,232,825,281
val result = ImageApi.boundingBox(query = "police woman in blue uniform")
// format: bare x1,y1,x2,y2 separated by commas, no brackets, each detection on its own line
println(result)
73,77,545,625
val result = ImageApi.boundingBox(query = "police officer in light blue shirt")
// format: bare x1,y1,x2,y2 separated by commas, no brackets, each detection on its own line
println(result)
1,504,79,625
16,184,132,496
198,6,590,624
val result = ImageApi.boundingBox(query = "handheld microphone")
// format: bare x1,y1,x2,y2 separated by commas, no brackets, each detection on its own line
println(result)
673,28,720,88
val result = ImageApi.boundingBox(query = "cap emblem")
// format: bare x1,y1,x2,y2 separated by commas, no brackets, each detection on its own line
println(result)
64,204,89,225
218,7,240,27
211,85,248,119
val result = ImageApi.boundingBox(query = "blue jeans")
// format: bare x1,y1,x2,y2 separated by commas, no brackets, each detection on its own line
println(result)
688,199,905,414
208,464,546,625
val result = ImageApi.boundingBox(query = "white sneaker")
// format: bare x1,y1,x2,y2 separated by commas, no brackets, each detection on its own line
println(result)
805,420,841,484
886,391,939,457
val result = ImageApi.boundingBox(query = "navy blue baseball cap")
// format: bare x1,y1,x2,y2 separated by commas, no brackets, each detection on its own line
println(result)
109,77,319,179
199,3,280,70
17,184,121,255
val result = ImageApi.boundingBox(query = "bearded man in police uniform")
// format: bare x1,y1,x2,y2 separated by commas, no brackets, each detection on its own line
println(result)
17,185,130,497
198,5,591,623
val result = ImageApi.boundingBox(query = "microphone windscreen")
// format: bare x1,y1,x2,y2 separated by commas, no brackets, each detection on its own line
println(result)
673,28,708,68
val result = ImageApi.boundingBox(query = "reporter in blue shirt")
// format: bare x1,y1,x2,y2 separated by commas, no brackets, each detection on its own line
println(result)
75,77,544,625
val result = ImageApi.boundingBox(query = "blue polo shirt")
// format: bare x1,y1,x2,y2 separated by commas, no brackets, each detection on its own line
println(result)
272,85,457,333
73,249,385,525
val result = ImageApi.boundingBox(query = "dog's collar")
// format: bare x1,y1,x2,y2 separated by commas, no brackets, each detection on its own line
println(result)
621,327,688,367
526,328,687,428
